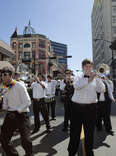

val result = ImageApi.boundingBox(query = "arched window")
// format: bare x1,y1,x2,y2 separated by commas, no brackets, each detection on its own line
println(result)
39,51,46,59
24,43,30,48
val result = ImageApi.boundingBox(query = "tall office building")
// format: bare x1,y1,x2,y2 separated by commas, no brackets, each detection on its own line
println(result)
50,41,67,65
91,0,116,69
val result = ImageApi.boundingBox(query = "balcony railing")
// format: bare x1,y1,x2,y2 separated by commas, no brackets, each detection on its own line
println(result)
22,58,31,62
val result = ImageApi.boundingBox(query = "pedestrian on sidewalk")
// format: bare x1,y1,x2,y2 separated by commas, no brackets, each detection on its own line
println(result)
0,66,33,156
68,59,105,156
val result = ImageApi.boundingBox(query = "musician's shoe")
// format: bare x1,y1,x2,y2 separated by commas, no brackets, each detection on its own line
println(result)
106,130,114,136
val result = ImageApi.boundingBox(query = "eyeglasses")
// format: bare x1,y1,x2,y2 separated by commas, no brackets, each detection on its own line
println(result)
2,73,10,76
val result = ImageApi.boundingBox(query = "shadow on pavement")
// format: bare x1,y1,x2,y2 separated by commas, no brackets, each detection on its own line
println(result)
93,129,110,149
111,102,116,116
32,122,69,156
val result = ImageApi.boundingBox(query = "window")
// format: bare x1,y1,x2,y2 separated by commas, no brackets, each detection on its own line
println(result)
32,51,35,59
18,51,22,59
39,40,45,48
24,43,30,48
39,63,44,73
12,42,16,49
112,16,116,23
39,51,46,59
48,44,51,51
24,52,30,60
112,7,116,14
112,27,116,33
18,43,23,48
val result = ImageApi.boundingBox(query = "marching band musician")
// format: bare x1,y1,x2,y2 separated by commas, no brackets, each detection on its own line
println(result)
0,66,33,156
45,75,57,120
31,73,51,134
60,69,74,132
96,74,115,135
68,59,105,156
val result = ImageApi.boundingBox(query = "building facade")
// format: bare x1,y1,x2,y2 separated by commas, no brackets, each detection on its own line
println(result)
91,0,116,69
0,40,15,61
0,40,15,71
10,22,57,77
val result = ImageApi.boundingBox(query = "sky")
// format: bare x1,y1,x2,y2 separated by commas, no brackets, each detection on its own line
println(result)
0,0,94,75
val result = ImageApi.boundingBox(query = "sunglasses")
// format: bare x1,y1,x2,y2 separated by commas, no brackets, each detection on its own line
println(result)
65,73,71,75
2,73,10,76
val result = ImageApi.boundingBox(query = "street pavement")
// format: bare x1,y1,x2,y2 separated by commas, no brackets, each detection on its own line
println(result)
0,95,116,156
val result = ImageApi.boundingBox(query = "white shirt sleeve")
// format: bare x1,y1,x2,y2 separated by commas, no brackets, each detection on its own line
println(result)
42,81,48,89
17,85,31,113
60,80,66,91
95,78,105,93
106,80,115,101
2,94,8,110
73,76,88,90
31,82,36,89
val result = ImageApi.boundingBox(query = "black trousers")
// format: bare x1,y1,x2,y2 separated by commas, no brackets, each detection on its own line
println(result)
47,99,56,119
63,97,72,128
96,100,112,131
0,111,33,156
33,99,50,130
68,102,97,156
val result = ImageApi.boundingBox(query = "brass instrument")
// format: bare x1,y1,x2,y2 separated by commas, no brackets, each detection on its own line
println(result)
96,63,110,77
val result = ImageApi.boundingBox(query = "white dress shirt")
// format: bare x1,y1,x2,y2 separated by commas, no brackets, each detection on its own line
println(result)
60,80,66,91
45,80,57,99
31,81,47,99
99,79,114,101
72,74,105,104
3,81,31,113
